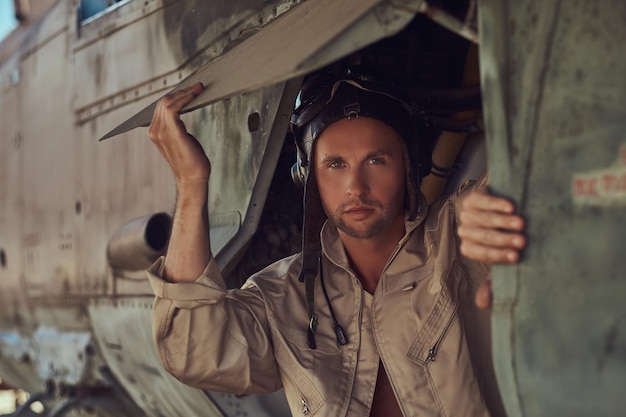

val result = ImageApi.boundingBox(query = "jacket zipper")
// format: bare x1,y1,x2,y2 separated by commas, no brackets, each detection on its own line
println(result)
372,243,419,417
425,301,458,363
301,396,310,415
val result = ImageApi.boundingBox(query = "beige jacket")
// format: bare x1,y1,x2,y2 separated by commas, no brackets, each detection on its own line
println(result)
149,184,506,417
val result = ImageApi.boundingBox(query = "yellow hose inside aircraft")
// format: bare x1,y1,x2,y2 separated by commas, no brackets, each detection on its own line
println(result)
421,44,480,204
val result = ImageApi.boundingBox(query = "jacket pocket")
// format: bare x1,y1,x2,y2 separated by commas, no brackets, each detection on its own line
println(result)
274,337,326,415
406,283,459,365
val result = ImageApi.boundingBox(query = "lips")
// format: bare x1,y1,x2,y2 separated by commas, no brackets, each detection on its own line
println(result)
343,206,375,219
345,206,373,213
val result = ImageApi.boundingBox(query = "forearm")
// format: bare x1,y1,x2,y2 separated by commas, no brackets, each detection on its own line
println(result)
163,180,212,282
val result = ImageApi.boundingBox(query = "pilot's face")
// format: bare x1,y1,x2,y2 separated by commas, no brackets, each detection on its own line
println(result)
313,117,406,240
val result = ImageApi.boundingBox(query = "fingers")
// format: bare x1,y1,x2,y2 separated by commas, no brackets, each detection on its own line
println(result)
148,83,211,184
461,205,524,232
459,237,521,264
462,188,514,212
475,276,492,310
149,83,204,140
161,83,205,113
458,187,527,264
458,222,526,252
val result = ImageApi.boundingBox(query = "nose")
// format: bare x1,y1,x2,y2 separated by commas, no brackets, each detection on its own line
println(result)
345,167,369,198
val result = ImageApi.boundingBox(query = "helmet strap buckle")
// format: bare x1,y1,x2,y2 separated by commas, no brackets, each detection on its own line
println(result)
343,103,361,119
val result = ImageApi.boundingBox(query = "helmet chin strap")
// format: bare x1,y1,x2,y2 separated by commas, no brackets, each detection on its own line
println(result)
298,171,350,350
298,174,326,283
298,173,325,349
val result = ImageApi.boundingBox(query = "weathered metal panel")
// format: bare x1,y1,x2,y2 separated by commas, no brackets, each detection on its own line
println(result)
0,55,24,327
19,27,77,299
102,0,426,139
479,1,626,415
73,0,300,125
73,97,175,298
19,0,69,55
72,0,186,113
0,58,38,391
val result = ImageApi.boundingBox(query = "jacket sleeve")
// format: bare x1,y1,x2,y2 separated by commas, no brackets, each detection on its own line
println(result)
147,257,282,395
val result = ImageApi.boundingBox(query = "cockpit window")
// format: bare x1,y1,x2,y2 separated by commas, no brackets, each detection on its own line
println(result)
0,0,18,41
78,0,129,22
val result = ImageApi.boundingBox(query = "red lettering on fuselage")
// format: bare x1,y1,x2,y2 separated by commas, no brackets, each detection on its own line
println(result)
573,177,599,197
573,144,626,205
602,173,626,192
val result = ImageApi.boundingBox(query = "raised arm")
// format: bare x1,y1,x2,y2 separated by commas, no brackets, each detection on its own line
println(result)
457,186,527,308
148,83,211,282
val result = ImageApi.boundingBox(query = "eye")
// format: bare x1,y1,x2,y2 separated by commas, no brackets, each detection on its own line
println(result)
328,160,345,169
367,157,385,165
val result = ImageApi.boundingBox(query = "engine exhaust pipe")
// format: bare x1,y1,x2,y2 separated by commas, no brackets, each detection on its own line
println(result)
106,212,172,271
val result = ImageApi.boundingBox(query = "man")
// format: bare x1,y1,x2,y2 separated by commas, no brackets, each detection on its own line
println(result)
147,76,525,416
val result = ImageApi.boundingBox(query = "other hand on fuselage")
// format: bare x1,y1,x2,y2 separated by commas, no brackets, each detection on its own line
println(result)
457,186,526,309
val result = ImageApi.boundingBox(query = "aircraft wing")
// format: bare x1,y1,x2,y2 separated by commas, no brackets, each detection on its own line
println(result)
100,0,429,140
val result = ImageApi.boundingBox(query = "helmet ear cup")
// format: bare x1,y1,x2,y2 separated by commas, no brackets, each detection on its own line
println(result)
291,126,311,188
291,154,307,188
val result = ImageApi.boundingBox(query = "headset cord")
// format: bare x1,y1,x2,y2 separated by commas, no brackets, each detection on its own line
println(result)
319,264,349,346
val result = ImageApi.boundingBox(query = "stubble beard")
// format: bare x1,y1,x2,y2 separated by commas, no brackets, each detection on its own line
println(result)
328,199,401,239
